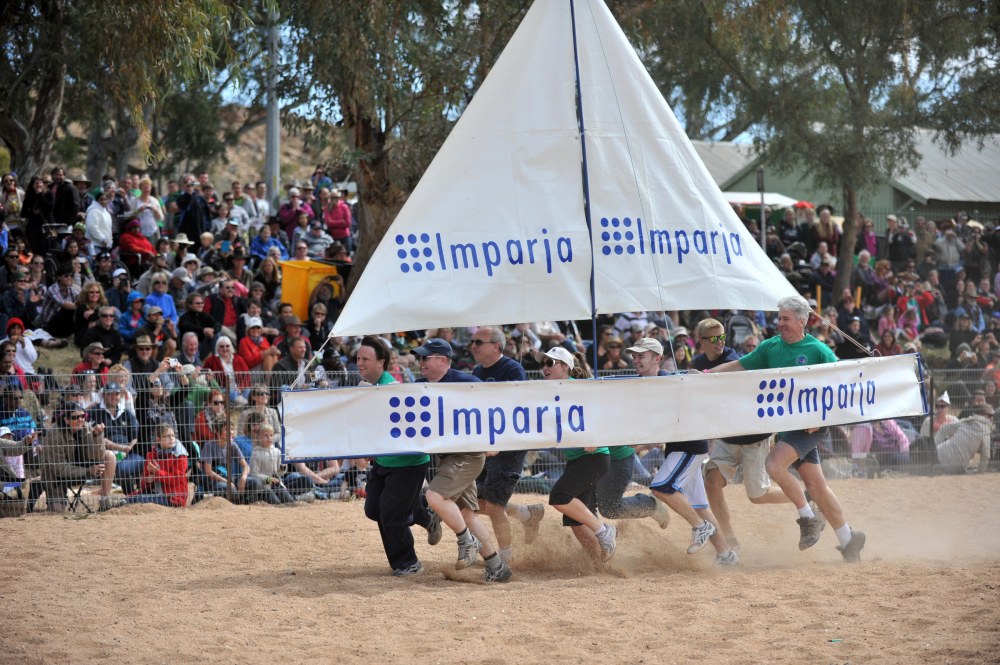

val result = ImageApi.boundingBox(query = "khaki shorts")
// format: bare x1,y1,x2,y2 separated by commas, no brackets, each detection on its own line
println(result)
428,453,486,511
704,436,773,499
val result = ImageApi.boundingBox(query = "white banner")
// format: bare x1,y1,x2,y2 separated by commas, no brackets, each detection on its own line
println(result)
281,355,926,459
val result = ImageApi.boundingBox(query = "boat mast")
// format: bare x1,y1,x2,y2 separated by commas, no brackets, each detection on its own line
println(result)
569,0,600,372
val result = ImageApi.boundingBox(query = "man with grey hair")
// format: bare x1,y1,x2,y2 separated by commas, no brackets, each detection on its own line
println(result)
707,295,866,563
470,325,543,563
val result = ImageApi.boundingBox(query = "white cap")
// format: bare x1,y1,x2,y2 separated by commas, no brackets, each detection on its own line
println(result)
247,316,263,329
535,346,575,368
936,391,950,406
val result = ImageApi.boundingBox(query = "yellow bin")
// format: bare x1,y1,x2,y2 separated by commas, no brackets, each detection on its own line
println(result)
280,260,342,320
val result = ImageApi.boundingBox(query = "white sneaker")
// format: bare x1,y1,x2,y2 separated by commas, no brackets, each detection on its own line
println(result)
686,520,717,554
651,496,671,529
596,523,618,562
715,550,739,566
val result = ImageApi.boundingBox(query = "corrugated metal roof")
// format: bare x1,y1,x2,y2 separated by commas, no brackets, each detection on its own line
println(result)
892,130,1000,204
691,140,757,185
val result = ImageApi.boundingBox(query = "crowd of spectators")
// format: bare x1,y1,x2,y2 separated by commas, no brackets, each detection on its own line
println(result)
0,168,994,515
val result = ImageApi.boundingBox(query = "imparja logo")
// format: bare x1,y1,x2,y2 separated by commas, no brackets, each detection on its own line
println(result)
599,216,747,265
755,372,876,421
395,229,573,277
388,394,585,444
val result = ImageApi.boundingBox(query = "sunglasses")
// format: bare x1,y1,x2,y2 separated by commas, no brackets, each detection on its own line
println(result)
470,339,492,346
543,358,562,368
701,334,727,344
211,400,225,405
68,414,86,421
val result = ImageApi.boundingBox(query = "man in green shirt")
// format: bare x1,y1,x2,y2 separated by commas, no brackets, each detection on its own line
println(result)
708,295,866,563
358,336,440,576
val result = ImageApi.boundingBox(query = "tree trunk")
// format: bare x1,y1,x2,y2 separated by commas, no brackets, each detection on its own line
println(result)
833,184,858,298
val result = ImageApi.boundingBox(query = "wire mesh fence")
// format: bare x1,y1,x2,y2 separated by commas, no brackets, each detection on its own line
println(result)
0,366,994,517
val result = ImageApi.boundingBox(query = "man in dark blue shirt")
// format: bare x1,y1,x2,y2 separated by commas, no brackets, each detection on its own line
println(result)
470,326,543,562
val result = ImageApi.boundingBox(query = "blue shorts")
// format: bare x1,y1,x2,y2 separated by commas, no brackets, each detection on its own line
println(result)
779,429,823,466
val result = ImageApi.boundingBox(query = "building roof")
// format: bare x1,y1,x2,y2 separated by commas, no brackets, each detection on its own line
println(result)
690,140,756,185
892,130,1000,204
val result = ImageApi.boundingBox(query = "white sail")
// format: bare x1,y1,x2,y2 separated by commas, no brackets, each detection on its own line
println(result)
332,0,795,338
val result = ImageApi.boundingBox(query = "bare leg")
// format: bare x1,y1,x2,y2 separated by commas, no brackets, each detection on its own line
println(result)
479,499,512,550
426,489,465,534
550,498,601,532
101,450,117,497
570,525,602,560
797,462,847,530
748,487,793,505
704,468,735,542
462,507,497,558
651,489,702,528
764,442,808,509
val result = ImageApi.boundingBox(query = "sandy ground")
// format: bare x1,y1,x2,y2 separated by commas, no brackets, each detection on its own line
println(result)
1,473,999,665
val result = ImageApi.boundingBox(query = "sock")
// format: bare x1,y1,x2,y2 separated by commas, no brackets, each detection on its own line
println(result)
835,524,853,547
595,523,607,537
457,527,471,542
510,504,531,521
484,552,501,569
797,504,816,519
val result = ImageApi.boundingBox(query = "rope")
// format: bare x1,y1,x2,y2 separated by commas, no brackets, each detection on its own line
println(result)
812,308,876,358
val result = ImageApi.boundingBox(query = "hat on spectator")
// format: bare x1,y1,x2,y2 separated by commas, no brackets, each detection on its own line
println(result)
183,255,200,266
112,267,128,279
180,364,198,376
124,219,141,231
937,391,950,406
97,251,111,260
196,266,215,279
412,338,454,359
103,179,117,190
73,222,86,233
171,267,192,284
288,187,301,197
134,334,155,348
173,233,195,245
83,342,106,357
247,316,263,329
71,174,91,185
146,305,163,316
5,318,24,334
672,327,689,340
535,346,574,368
309,219,323,230
226,217,239,226
102,381,121,394
283,315,303,328
9,270,26,282
627,337,663,356
886,214,897,221
302,182,315,191
0,426,11,438
630,321,645,333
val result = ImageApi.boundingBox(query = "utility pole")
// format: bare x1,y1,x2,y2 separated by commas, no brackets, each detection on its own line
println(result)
264,10,281,212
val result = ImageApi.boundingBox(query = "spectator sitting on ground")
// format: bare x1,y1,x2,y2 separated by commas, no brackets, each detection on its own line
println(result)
934,409,992,473
87,382,142,494
127,424,189,507
849,419,911,469
249,422,295,505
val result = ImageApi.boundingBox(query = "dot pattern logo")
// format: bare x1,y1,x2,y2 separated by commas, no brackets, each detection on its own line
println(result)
388,395,434,438
395,233,437,274
756,378,787,418
599,217,640,256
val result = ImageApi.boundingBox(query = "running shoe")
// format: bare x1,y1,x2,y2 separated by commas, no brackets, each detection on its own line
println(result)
596,523,618,562
651,495,671,529
797,511,826,551
426,508,443,546
686,520,717,554
836,529,866,563
715,550,740,566
483,558,513,583
456,532,481,570
523,503,545,544
392,562,424,577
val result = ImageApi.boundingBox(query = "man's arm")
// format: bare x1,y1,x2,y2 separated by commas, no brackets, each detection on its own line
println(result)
706,359,745,373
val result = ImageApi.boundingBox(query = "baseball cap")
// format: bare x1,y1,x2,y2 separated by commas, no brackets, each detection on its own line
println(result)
102,381,122,394
536,346,574,368
412,338,454,358
288,187,301,197
672,327,689,340
171,267,192,284
247,316,263,329
626,338,664,355
0,426,12,438
113,267,128,279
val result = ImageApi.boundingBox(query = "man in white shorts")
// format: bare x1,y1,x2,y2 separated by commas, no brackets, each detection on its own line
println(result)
630,338,738,565
691,318,791,550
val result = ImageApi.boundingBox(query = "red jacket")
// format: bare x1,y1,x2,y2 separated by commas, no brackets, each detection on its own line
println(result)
202,354,251,390
238,335,271,371
119,230,157,259
139,447,189,507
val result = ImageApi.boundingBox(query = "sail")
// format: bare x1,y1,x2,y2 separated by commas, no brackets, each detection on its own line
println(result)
332,0,796,338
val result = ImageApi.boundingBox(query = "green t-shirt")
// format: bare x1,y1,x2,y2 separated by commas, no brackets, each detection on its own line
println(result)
374,371,431,468
561,376,609,460
609,445,634,460
738,333,837,371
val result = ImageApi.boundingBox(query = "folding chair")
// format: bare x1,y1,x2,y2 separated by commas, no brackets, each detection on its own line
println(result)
67,480,95,514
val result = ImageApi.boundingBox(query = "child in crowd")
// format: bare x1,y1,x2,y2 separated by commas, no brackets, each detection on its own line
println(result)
129,425,189,507
249,423,295,505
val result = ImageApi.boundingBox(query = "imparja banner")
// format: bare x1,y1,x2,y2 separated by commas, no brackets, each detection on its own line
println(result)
281,355,926,460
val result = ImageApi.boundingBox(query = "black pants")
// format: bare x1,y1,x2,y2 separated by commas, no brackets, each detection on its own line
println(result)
364,461,431,571
549,453,609,527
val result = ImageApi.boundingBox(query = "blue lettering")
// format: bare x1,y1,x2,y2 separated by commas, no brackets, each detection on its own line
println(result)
453,407,482,435
450,243,479,269
710,230,719,254
527,238,538,263
730,233,743,257
557,237,572,262
721,225,732,264
821,386,834,421
675,230,690,264
838,384,848,409
798,387,818,413
482,241,501,277
542,229,552,274
648,229,672,254
693,230,708,255
535,405,549,431
512,406,530,433
506,240,524,264
568,405,585,432
487,407,505,445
